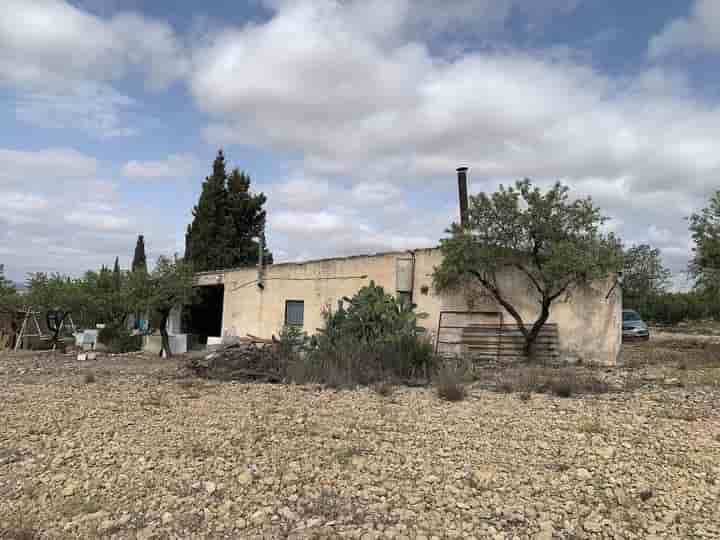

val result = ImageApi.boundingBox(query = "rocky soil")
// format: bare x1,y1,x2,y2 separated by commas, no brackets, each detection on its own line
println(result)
1,348,719,539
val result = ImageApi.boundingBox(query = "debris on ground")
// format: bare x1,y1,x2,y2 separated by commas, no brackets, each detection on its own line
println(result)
184,339,285,383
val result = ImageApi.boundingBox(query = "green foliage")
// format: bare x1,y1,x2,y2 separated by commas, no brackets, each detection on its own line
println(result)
112,257,122,292
0,264,18,312
132,235,147,274
277,324,309,358
689,192,720,294
434,179,622,357
288,283,435,386
320,281,428,345
637,291,713,325
97,324,141,353
622,244,671,305
127,256,197,356
25,266,130,330
185,150,272,272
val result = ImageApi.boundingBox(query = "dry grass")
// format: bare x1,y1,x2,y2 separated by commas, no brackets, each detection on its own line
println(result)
496,366,609,397
625,339,720,371
372,381,396,398
434,361,468,402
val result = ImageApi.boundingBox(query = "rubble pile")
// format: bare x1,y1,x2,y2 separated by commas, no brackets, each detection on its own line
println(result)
185,340,286,383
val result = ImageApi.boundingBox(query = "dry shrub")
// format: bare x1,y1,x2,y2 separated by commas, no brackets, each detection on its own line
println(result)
627,339,720,370
435,361,468,402
372,381,395,397
496,366,609,397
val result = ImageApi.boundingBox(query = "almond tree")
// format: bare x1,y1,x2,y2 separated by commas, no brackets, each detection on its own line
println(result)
434,179,622,358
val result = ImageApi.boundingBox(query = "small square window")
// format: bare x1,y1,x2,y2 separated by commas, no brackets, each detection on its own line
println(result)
285,300,304,327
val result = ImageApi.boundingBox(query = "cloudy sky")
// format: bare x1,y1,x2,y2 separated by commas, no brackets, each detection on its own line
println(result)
1,0,719,283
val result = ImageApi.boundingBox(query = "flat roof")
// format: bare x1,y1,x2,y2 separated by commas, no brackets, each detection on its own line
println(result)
194,246,439,276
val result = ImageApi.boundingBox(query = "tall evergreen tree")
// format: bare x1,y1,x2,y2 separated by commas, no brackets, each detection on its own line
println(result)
185,150,228,271
112,257,122,292
185,151,272,271
132,235,147,273
226,168,273,265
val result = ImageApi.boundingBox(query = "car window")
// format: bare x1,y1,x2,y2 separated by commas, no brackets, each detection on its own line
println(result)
623,311,641,322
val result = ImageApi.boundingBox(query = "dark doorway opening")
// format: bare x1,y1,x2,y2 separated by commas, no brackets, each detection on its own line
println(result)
185,285,224,345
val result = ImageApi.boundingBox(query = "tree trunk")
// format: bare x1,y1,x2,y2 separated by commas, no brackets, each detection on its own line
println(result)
159,310,172,358
523,299,551,361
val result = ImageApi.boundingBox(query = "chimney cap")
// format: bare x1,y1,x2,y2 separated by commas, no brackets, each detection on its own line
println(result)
456,166,469,172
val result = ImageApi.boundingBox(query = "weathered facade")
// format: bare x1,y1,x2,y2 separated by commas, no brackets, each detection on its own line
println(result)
195,247,622,365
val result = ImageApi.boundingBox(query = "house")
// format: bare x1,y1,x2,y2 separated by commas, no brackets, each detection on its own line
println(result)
183,167,622,365
191,247,622,365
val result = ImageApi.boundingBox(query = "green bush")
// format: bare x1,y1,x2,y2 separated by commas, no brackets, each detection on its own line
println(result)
98,323,141,353
285,282,436,387
277,324,309,358
97,324,122,345
108,333,142,353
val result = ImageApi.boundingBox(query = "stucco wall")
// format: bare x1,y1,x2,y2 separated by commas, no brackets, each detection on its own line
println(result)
202,248,621,365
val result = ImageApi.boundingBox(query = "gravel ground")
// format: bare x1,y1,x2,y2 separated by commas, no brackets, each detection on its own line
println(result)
1,350,720,540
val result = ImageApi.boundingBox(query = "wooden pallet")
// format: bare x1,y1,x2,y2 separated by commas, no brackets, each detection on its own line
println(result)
437,320,559,361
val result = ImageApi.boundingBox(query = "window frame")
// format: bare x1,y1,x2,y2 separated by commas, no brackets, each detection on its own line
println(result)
284,300,305,327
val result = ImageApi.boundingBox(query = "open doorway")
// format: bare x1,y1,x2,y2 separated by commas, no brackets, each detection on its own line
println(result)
185,285,224,346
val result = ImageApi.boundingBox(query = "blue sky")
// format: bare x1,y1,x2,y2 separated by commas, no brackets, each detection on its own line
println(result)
2,0,720,284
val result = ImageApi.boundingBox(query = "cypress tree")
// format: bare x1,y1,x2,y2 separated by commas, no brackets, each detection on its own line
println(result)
185,150,228,272
132,235,147,273
185,151,272,271
112,256,121,291
227,168,273,266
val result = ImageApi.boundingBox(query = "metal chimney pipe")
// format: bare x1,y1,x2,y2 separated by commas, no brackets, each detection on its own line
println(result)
457,166,469,229
257,219,266,289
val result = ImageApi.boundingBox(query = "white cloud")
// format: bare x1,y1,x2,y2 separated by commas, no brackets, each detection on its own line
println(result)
122,154,199,180
0,147,177,280
64,210,131,232
188,0,720,271
649,0,720,58
0,147,98,183
0,0,187,89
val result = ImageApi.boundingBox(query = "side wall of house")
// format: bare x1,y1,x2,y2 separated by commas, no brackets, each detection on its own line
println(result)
215,248,622,365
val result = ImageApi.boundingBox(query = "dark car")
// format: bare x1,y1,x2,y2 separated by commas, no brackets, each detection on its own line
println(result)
622,309,650,341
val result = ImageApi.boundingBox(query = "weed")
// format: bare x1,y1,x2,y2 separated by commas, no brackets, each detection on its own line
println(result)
518,391,532,401
496,367,609,397
313,488,342,521
579,417,606,435
660,408,699,422
81,500,101,514
140,391,168,408
372,381,395,398
83,372,95,384
335,447,362,466
435,362,467,402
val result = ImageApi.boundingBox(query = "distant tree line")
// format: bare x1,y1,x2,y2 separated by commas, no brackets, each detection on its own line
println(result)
621,191,720,325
